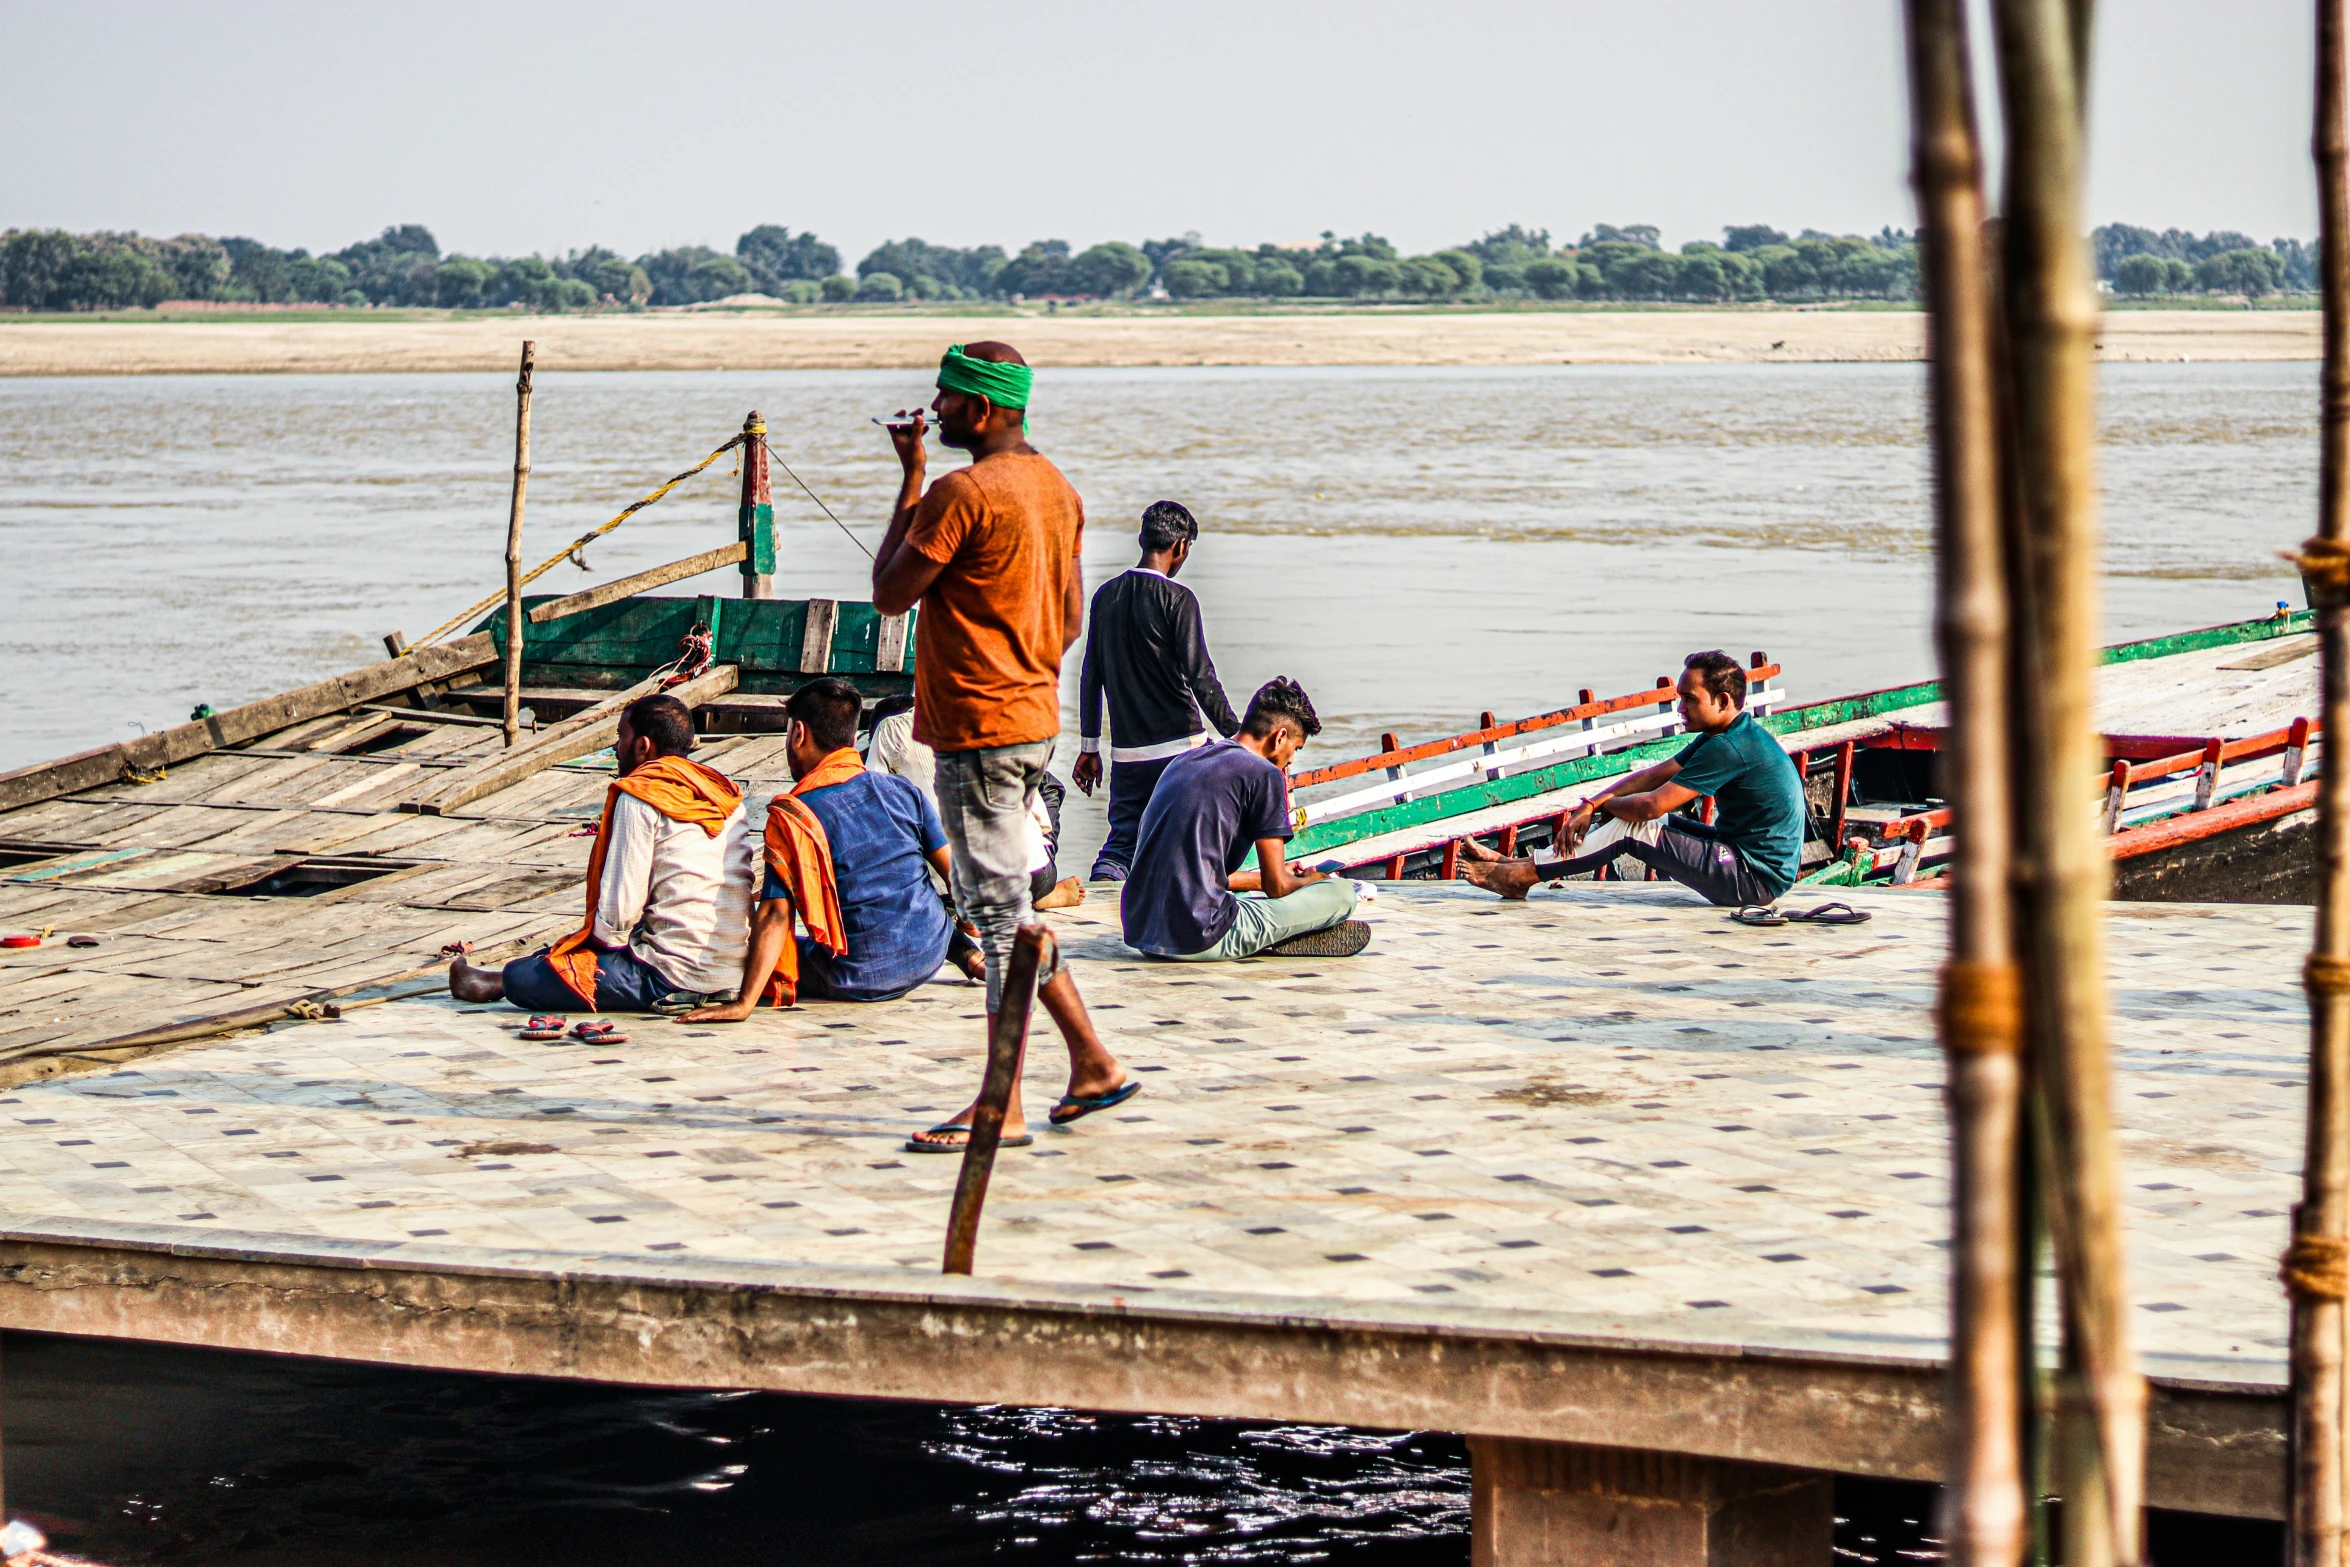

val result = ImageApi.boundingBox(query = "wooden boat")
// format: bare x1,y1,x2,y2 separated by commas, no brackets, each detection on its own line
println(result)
1289,610,2322,905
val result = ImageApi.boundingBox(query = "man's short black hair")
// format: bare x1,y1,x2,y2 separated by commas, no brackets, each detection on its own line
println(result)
1140,500,1198,552
786,677,863,752
622,693,697,756
1242,676,1321,740
1682,650,1747,709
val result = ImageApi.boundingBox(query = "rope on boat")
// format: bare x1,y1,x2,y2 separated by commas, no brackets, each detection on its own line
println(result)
417,436,748,646
762,433,875,561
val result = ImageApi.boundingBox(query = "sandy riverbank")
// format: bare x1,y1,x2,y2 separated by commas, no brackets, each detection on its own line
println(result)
0,307,2316,375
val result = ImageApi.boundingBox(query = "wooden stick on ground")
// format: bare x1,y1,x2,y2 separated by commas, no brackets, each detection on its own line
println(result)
503,342,536,748
1990,1,2145,1562
1904,1,2028,1561
2289,1,2350,1562
943,924,1054,1275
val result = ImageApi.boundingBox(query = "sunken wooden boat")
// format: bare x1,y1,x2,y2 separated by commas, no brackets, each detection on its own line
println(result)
0,413,921,1076
1292,610,2322,906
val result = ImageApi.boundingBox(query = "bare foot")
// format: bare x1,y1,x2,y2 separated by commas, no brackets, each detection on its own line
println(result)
917,1094,1029,1148
447,956,505,1002
1460,857,1542,901
1033,876,1086,912
1460,839,1504,864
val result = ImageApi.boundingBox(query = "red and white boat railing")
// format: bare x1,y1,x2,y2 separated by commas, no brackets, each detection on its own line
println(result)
1291,656,1784,830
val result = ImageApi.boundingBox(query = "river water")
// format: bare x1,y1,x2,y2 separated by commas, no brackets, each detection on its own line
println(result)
0,363,2312,1561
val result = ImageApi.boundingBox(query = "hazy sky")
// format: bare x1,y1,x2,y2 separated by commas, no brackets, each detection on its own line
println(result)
0,1,2319,265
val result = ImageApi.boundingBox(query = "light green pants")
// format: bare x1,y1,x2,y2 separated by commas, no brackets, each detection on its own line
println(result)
1172,879,1360,961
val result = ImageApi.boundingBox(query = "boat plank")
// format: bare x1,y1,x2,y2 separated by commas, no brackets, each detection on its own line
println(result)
0,633,497,815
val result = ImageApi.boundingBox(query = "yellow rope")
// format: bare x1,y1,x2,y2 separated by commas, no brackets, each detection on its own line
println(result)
1938,960,2023,1057
2309,952,2350,996
418,435,746,646
2295,536,2350,610
2283,1232,2350,1302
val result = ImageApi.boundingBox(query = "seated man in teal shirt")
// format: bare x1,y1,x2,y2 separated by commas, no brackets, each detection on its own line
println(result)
1463,650,1804,908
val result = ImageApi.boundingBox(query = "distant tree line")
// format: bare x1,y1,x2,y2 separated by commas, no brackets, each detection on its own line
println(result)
845,224,1923,304
0,218,2323,312
0,223,843,312
2094,224,2313,298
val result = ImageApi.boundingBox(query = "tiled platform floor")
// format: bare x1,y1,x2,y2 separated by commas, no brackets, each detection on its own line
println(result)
0,882,2310,1386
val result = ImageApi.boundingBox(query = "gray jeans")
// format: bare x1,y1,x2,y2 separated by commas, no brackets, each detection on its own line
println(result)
934,740,1068,1012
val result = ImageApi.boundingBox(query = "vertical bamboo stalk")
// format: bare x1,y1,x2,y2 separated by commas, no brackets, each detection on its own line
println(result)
2289,1,2350,1561
1905,3,2028,1562
1989,3,2145,1564
502,342,536,748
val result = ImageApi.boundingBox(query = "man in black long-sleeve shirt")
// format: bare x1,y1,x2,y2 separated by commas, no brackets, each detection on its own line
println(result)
1074,501,1241,881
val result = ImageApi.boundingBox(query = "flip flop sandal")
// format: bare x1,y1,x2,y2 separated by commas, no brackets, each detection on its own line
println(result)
517,1014,569,1040
1786,901,1872,926
571,1021,628,1044
905,1123,1036,1154
1048,1079,1143,1126
519,1027,567,1041
1731,906,1788,927
1259,920,1373,959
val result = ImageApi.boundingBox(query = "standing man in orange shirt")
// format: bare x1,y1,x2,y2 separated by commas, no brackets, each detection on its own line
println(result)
872,342,1134,1152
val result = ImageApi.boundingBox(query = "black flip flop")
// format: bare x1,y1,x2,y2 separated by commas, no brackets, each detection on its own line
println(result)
1785,901,1872,926
1731,906,1787,927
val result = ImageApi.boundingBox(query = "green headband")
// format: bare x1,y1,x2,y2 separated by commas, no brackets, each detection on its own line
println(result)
936,345,1033,420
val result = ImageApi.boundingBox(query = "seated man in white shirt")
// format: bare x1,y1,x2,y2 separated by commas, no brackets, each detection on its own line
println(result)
867,696,1084,912
447,694,758,1012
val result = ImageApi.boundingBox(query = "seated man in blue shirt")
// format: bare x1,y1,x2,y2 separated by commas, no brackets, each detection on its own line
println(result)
684,678,956,1015
1462,650,1805,908
1120,677,1369,961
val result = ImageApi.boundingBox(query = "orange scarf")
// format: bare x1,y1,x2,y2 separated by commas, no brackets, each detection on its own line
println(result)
547,753,743,1010
757,746,861,1006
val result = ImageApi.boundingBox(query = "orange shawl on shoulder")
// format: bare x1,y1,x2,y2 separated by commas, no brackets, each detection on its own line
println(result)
548,754,742,1010
758,746,860,1006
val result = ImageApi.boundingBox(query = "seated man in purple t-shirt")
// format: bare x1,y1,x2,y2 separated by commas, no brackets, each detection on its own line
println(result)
1119,678,1369,961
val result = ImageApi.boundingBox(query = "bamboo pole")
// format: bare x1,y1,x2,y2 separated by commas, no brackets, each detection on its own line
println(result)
2289,2,2350,1562
943,925,1054,1275
1988,3,2144,1564
1904,3,2027,1561
502,342,536,748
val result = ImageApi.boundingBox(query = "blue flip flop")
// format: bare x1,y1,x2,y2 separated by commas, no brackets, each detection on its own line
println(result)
1048,1079,1142,1126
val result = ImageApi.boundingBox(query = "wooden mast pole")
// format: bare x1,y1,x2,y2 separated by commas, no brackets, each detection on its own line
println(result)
1989,3,2144,1564
2289,0,2350,1561
739,409,774,599
502,342,536,748
1904,2,2027,1561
